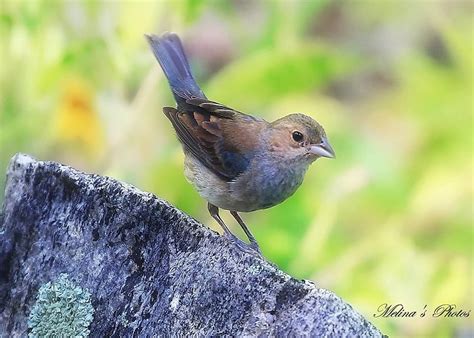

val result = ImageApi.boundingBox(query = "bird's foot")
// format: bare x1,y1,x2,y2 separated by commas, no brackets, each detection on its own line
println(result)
224,232,264,259
248,241,263,256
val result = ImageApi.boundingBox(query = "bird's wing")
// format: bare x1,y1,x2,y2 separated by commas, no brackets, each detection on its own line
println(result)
163,99,266,181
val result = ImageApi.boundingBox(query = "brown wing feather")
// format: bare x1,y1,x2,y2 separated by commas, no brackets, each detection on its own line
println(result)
186,98,255,119
163,100,266,181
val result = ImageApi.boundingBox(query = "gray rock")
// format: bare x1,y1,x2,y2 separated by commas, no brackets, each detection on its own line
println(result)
0,154,383,337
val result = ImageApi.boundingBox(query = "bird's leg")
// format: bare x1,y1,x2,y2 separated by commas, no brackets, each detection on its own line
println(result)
208,203,235,238
208,203,258,256
230,211,262,254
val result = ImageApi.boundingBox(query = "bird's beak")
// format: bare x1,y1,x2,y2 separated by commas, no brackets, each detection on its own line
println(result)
310,137,336,158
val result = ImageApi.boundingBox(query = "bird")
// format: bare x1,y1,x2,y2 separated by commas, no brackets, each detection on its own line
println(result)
145,32,335,256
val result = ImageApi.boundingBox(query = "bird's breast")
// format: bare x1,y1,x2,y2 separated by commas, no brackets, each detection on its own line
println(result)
183,152,309,212
230,156,308,211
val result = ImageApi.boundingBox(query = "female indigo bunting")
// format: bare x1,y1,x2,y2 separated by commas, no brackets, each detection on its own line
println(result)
146,33,335,255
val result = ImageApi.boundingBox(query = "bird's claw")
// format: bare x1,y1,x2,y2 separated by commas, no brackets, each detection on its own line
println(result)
224,233,263,259
249,241,263,256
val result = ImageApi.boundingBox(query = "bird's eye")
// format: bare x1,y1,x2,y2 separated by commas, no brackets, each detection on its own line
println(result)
292,131,304,142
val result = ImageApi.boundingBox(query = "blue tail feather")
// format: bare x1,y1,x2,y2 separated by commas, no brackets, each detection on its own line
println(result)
145,33,206,102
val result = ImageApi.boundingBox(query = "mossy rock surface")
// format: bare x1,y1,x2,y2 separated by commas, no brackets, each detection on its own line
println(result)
0,154,383,336
28,274,94,337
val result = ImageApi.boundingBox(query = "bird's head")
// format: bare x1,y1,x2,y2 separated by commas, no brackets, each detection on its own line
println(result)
267,113,335,164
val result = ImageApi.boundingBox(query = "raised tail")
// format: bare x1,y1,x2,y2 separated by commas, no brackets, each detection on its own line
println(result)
145,32,206,103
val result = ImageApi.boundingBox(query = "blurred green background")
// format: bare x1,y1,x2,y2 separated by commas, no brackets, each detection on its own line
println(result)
1,1,472,336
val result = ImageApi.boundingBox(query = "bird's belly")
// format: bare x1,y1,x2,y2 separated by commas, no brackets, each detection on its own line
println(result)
184,154,249,211
184,154,306,212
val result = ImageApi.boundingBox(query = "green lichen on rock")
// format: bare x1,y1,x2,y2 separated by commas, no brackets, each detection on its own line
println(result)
28,274,94,338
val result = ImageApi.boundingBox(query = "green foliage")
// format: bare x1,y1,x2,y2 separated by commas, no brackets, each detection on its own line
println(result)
206,44,357,108
28,274,94,338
